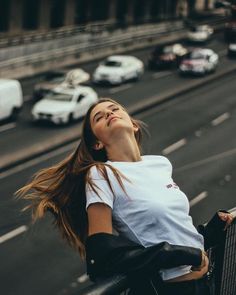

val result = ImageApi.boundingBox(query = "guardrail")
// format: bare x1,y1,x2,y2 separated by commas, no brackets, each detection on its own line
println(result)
0,21,184,63
79,207,236,295
0,15,227,79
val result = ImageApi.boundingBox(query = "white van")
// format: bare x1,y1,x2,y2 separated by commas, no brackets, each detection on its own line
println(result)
0,79,23,121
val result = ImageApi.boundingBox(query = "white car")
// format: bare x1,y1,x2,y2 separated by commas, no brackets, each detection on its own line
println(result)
93,55,144,85
32,85,98,124
187,25,213,43
179,48,219,76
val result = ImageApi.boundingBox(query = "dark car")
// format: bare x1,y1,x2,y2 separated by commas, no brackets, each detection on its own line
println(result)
32,69,90,101
32,70,66,101
224,21,236,42
148,43,188,70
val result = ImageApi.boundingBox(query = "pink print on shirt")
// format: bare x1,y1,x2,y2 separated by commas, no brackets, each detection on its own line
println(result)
166,183,179,189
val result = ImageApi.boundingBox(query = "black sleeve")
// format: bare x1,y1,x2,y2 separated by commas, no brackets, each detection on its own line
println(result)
85,233,202,281
197,210,228,250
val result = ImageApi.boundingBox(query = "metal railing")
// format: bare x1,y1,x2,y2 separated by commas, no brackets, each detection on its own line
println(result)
0,15,227,78
80,207,236,295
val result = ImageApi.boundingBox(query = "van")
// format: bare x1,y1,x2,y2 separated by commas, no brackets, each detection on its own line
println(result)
0,79,23,121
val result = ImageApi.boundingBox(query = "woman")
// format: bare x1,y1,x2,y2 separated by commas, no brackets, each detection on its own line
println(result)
17,98,234,295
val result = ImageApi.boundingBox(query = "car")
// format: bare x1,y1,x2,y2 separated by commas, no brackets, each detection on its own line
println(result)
148,43,189,69
32,85,98,125
227,41,236,57
224,21,236,42
187,25,213,43
0,79,23,121
93,55,144,85
32,68,90,101
179,48,219,76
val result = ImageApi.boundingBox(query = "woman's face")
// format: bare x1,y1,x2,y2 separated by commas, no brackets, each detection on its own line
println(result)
90,101,136,148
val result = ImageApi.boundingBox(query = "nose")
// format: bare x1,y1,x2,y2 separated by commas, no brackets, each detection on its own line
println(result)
105,110,114,119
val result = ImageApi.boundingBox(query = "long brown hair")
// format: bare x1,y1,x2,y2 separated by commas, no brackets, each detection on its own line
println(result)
16,98,146,258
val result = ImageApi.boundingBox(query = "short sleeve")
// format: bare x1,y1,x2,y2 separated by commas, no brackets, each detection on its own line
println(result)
86,166,114,210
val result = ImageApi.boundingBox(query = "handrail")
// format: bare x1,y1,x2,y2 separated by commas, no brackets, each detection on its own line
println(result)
79,207,236,295
0,21,185,67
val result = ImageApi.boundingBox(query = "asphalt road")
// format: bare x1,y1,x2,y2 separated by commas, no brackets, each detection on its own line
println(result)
0,65,235,294
0,32,230,168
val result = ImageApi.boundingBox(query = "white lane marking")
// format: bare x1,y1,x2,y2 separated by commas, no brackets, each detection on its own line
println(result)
211,112,230,126
0,225,28,244
162,138,187,155
175,147,236,173
152,71,172,79
0,122,16,133
77,273,89,283
195,130,202,137
190,191,208,207
0,141,78,180
109,84,132,94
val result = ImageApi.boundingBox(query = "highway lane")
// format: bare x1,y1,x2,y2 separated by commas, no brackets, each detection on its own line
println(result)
0,33,231,163
0,72,235,295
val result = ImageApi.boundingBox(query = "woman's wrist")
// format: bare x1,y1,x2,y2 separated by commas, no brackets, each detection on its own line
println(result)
200,250,207,268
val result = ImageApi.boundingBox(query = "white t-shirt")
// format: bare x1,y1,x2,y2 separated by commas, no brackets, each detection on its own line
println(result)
86,155,204,281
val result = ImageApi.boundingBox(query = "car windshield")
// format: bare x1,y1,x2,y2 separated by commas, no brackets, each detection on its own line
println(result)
103,60,122,67
191,26,206,32
44,72,65,82
45,91,73,102
190,52,205,59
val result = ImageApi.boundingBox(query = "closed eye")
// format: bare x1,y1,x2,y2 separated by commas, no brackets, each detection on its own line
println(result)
96,116,103,122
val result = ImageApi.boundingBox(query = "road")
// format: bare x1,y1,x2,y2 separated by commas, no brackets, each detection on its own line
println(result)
0,32,230,167
1,29,236,294
1,68,236,294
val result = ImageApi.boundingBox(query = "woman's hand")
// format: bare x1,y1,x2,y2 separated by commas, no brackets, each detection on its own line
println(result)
218,212,235,230
167,250,209,282
191,250,209,272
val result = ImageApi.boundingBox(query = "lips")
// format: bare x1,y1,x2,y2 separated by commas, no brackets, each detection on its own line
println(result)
107,116,120,126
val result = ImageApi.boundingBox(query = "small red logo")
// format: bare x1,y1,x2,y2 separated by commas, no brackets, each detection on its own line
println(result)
166,183,179,189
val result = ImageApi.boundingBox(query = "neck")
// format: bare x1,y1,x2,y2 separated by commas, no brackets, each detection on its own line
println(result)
106,134,141,162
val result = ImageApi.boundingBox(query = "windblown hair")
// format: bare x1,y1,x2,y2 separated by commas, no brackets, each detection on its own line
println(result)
16,98,146,258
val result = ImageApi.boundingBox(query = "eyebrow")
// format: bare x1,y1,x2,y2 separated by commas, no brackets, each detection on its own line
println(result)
93,104,117,122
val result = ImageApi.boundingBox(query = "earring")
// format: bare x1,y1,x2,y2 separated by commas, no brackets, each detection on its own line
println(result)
95,142,103,150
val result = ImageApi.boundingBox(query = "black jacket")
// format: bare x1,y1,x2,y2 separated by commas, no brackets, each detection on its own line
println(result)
85,210,228,282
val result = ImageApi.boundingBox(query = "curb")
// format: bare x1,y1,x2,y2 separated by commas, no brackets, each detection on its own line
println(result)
1,64,236,173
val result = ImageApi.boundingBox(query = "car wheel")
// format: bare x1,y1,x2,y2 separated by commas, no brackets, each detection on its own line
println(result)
68,113,74,124
134,71,141,82
11,107,20,120
119,76,125,85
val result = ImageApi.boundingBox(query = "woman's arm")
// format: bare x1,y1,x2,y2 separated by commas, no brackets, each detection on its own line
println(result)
87,203,113,236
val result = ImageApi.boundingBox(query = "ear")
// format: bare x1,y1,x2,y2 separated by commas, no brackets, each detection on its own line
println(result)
93,141,104,151
133,123,139,133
